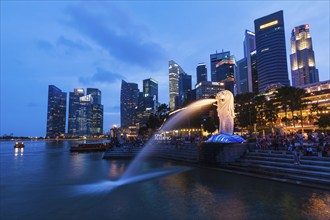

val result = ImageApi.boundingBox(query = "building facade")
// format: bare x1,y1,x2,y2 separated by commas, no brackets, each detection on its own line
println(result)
210,51,230,82
196,63,207,84
68,88,85,137
169,60,185,110
143,78,158,111
244,30,256,93
215,55,236,94
68,88,103,137
87,88,103,136
290,24,319,87
254,10,290,93
195,81,224,100
46,85,67,138
236,58,249,94
121,80,139,129
178,73,192,108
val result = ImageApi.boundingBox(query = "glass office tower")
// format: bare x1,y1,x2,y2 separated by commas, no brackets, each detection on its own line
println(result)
196,63,207,84
210,51,230,82
46,85,67,138
254,10,290,92
121,80,139,129
169,60,185,110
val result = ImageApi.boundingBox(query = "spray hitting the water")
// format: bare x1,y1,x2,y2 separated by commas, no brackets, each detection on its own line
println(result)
120,98,216,180
73,99,216,194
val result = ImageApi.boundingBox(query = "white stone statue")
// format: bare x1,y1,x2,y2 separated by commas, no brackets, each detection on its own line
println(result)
216,90,235,135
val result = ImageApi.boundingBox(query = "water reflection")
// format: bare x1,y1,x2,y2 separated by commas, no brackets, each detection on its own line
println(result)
14,147,24,157
303,193,330,219
108,161,126,179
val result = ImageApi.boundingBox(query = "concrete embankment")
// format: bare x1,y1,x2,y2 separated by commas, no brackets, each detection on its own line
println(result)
102,143,330,191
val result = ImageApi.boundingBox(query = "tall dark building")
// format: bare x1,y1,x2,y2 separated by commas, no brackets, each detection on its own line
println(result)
121,80,139,129
254,10,290,92
236,58,248,94
68,88,103,137
290,24,319,86
143,78,158,109
87,88,103,136
244,30,256,93
87,88,101,105
251,51,259,94
46,85,67,138
196,63,207,84
178,73,192,107
210,51,230,82
237,30,258,95
68,88,84,137
215,55,236,94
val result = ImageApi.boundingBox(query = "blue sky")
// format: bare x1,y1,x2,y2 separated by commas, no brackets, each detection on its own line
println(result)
1,1,329,137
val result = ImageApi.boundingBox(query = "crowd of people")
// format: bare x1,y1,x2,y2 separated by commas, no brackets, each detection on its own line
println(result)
255,131,330,158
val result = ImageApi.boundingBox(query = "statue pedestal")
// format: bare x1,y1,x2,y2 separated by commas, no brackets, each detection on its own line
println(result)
198,142,248,165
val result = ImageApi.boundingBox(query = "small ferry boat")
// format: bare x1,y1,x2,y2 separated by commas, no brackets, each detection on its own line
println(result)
14,142,25,148
70,142,110,152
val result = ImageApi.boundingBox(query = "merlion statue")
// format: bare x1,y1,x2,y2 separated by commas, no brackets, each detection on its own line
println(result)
207,90,246,143
216,90,235,135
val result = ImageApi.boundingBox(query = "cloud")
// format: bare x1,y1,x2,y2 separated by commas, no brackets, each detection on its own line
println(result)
36,40,53,51
79,68,124,85
63,3,166,70
56,36,90,51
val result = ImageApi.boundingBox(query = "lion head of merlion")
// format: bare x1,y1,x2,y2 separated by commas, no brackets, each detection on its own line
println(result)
216,90,235,135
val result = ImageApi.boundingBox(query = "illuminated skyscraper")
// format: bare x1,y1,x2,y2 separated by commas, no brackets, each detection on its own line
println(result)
196,63,207,84
46,85,67,138
290,24,319,86
169,60,185,110
121,80,139,128
254,10,290,92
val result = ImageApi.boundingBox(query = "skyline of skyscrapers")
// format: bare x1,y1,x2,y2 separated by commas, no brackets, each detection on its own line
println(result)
47,86,103,137
290,24,319,87
49,10,326,132
46,85,67,138
254,10,290,92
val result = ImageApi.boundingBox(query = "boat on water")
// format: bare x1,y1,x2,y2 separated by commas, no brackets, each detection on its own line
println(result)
70,142,110,152
14,142,25,148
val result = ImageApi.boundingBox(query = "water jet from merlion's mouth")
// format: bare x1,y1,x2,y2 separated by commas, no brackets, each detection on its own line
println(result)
120,98,217,180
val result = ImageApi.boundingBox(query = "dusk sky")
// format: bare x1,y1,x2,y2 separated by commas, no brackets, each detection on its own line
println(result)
1,1,329,137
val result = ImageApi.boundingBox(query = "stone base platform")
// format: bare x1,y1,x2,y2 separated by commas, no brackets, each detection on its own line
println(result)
198,142,249,165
